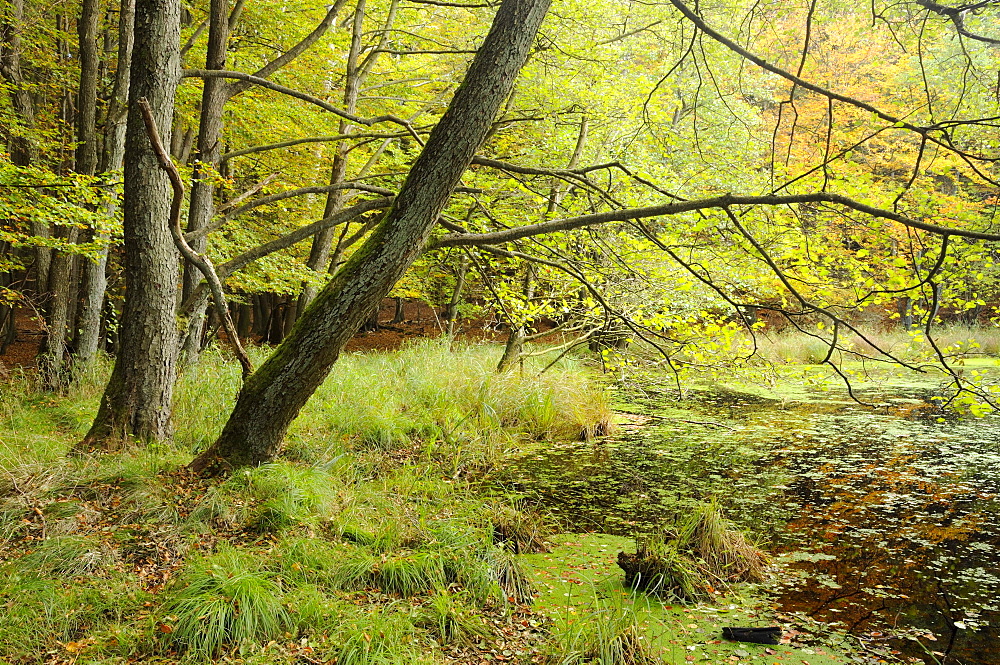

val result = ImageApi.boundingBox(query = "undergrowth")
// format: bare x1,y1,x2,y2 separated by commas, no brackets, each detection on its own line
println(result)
617,499,770,601
0,340,610,663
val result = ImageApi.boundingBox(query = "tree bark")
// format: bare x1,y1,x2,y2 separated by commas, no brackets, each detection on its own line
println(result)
178,0,232,364
191,0,550,473
297,0,391,312
80,0,181,448
39,226,79,389
445,254,468,337
75,0,135,371
76,0,101,177
181,0,345,363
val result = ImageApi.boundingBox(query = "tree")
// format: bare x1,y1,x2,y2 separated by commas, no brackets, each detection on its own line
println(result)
80,0,181,446
52,0,1000,458
189,0,552,472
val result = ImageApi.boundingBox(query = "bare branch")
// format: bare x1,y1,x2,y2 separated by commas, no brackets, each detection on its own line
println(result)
429,192,1000,250
221,130,420,162
915,0,1000,45
181,69,417,130
216,196,393,277
227,0,349,97
137,97,253,379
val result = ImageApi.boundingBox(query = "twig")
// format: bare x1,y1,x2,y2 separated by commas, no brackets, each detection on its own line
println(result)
137,97,253,380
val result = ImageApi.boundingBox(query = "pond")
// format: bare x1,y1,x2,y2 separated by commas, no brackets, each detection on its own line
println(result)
497,373,1000,665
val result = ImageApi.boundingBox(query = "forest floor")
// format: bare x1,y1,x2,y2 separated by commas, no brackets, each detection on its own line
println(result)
0,331,884,665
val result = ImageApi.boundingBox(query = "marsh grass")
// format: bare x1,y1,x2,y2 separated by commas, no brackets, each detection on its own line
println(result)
0,339,611,663
0,567,151,660
750,324,1000,365
416,591,491,645
676,499,770,584
487,498,552,554
193,462,341,532
328,605,427,665
548,601,657,665
619,500,769,601
304,339,612,461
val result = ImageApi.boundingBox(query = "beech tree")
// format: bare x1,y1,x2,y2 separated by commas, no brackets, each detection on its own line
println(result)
80,0,181,445
6,0,998,456
190,0,552,472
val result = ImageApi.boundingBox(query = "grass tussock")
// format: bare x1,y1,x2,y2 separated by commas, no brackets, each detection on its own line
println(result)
488,498,553,554
618,499,769,601
163,547,291,659
547,602,658,665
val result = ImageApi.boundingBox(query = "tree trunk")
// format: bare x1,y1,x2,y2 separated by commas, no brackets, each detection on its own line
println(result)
38,4,96,388
496,325,526,372
76,0,101,177
191,0,551,473
79,0,181,448
75,0,134,372
0,257,14,356
179,0,231,366
391,296,405,324
497,263,535,372
236,300,252,340
0,0,51,297
360,303,379,332
39,227,79,389
297,0,371,312
897,296,913,331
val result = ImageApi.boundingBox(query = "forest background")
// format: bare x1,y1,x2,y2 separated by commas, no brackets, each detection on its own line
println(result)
2,0,1000,662
3,0,1000,468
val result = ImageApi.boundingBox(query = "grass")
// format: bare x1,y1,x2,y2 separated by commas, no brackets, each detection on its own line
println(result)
748,324,1000,365
618,500,770,601
163,546,292,659
0,339,616,664
0,339,863,664
548,600,658,665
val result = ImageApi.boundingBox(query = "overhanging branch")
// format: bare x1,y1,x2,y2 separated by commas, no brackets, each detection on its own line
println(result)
429,192,1000,249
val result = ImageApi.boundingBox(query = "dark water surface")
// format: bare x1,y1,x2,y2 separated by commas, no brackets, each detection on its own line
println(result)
497,380,1000,664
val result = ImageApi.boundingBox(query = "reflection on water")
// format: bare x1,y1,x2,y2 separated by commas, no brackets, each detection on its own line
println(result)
496,383,1000,665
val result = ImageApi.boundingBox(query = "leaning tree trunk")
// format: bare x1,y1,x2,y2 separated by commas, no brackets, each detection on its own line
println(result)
190,0,551,473
79,0,181,448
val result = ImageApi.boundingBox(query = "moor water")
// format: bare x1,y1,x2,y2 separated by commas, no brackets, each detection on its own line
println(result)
499,375,1000,665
